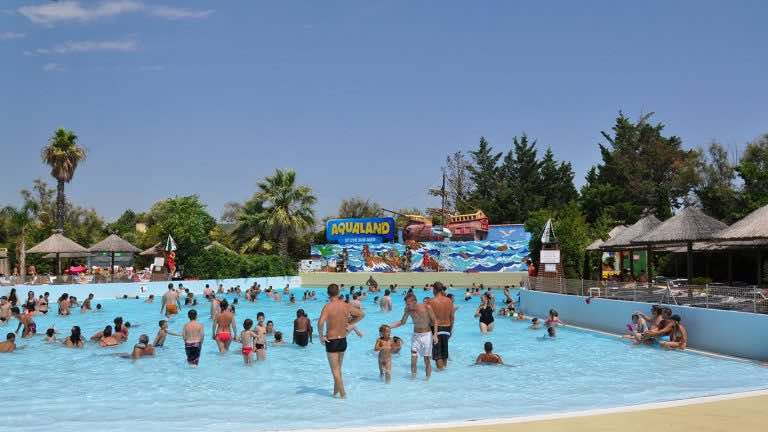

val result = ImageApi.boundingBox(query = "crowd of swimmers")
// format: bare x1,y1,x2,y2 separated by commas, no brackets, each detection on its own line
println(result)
1,281,693,394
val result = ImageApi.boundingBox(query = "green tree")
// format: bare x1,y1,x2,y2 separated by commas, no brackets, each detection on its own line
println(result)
253,169,316,259
337,196,383,218
539,147,578,211
465,137,502,219
149,195,216,264
579,112,699,224
498,134,542,223
694,142,740,223
41,128,87,231
231,198,275,254
0,199,39,277
444,151,472,213
736,134,768,213
524,205,590,279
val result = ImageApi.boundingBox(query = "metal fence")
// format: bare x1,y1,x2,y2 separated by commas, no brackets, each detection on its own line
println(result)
0,271,163,286
526,277,768,315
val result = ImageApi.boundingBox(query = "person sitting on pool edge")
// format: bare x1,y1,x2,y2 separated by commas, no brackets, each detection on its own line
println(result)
475,341,503,365
660,315,687,350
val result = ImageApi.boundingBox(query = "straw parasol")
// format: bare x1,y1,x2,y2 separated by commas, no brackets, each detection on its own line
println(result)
601,216,661,250
712,204,768,241
26,230,89,275
89,234,142,277
140,242,163,256
632,207,728,282
710,204,768,286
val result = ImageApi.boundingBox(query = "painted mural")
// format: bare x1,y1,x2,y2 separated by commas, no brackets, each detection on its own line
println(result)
311,224,531,272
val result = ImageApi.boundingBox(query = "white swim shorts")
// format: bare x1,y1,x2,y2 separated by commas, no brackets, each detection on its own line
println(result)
411,331,432,357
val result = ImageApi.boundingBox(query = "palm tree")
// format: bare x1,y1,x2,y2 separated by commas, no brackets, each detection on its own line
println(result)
231,199,275,254
1,200,39,278
253,169,316,259
41,128,87,231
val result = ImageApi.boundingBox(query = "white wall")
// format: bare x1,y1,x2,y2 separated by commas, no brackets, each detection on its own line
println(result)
518,290,768,361
0,276,302,302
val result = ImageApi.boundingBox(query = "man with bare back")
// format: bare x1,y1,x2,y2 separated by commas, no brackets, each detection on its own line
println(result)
160,283,181,318
429,282,454,369
317,284,364,398
390,292,438,378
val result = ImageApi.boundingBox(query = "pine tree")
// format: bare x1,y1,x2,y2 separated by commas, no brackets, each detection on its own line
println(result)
466,137,502,219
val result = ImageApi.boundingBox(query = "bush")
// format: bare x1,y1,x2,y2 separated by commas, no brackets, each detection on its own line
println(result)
184,247,296,280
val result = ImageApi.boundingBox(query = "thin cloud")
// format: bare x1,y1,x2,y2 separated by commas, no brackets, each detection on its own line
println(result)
18,1,213,25
0,31,27,40
37,39,138,55
42,62,65,72
147,6,214,20
18,0,143,25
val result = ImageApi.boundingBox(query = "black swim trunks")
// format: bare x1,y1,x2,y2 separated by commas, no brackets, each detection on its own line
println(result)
325,337,347,353
432,326,451,361
185,342,201,365
294,331,309,347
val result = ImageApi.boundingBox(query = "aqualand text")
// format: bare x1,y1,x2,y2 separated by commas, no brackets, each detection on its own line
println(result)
329,221,392,236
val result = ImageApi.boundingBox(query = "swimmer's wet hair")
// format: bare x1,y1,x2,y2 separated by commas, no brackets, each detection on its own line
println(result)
243,318,253,330
188,309,198,319
327,284,340,297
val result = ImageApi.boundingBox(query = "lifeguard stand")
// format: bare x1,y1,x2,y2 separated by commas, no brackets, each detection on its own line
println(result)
538,219,564,292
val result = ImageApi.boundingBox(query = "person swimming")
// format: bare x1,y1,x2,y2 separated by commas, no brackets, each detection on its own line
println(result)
475,341,503,365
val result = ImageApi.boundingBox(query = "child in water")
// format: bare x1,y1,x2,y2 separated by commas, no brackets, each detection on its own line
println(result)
44,328,57,343
529,317,540,329
374,325,393,383
153,320,181,347
546,309,564,328
239,319,256,365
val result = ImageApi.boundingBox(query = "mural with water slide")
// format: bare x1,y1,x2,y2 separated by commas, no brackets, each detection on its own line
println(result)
310,224,531,272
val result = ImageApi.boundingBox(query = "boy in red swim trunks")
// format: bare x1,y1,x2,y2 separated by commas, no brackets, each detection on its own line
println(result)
212,299,237,353
239,318,256,365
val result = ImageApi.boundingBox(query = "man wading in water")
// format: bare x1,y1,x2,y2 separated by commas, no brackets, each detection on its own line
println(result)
318,284,364,398
429,282,454,369
390,292,438,378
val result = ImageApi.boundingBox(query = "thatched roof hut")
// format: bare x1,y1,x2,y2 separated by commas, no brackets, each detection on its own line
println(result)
27,232,89,254
632,207,727,245
140,242,163,256
586,225,627,251
89,234,142,253
711,204,768,241
26,231,89,275
43,252,90,259
601,216,661,250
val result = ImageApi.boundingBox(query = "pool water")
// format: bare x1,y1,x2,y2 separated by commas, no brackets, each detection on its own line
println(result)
3,287,768,432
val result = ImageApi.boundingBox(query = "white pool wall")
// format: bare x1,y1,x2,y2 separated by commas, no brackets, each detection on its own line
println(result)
519,289,768,361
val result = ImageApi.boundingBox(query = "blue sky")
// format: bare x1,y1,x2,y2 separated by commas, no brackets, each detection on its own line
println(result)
1,1,767,222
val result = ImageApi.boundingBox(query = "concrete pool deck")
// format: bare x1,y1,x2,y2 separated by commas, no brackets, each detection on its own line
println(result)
406,392,768,432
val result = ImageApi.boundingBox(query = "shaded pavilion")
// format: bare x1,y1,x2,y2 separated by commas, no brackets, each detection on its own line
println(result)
631,207,727,283
600,216,661,278
26,230,89,275
89,234,142,280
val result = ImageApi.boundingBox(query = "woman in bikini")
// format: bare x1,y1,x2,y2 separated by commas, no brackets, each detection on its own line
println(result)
99,326,119,347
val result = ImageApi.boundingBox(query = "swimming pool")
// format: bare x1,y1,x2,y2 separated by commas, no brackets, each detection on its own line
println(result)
3,287,768,432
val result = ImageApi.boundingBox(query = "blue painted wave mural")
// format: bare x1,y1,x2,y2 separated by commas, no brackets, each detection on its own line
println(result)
311,224,531,272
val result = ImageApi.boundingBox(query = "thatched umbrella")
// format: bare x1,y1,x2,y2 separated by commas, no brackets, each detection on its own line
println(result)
89,234,142,279
26,230,89,275
140,242,163,256
600,216,661,278
632,207,728,283
711,204,768,286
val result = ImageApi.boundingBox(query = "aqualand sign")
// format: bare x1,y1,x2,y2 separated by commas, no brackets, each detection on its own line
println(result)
326,217,396,244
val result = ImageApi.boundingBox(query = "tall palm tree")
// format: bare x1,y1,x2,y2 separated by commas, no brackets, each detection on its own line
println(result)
254,169,316,259
41,128,87,231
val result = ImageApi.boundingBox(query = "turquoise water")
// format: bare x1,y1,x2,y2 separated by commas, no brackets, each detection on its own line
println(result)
3,287,768,432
